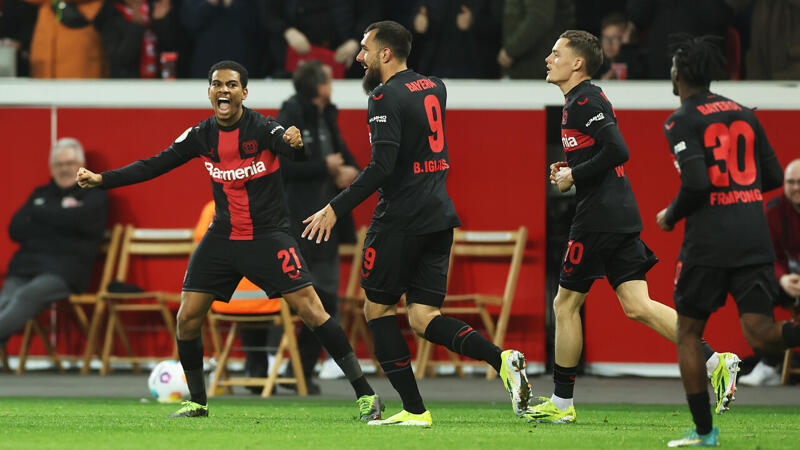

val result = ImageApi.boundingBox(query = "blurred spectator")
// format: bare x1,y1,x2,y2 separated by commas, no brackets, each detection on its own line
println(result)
262,0,380,79
498,0,574,79
740,159,800,386
25,0,106,78
181,0,262,79
381,0,418,30
410,0,502,79
278,60,360,389
574,0,626,38
727,0,800,80
0,0,38,76
596,13,645,80
95,0,178,78
627,0,734,79
0,138,108,351
770,159,800,309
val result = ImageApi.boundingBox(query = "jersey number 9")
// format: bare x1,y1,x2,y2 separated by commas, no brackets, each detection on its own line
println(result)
424,95,444,153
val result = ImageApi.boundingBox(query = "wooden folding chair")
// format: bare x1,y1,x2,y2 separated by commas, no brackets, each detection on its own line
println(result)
95,225,194,375
0,347,9,373
337,227,382,373
781,306,800,385
415,226,528,380
206,299,307,397
14,224,124,375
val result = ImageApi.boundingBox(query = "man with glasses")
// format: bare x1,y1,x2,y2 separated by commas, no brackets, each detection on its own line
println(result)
0,137,108,353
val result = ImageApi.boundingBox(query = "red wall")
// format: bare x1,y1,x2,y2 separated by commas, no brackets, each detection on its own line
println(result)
1,107,547,363
583,110,797,363
2,106,795,364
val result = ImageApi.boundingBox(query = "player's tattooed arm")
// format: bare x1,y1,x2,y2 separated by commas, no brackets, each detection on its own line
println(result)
302,204,338,244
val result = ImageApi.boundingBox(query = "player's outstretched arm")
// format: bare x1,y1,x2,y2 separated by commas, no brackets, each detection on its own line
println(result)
76,167,103,188
282,125,304,149
268,119,308,161
301,204,338,244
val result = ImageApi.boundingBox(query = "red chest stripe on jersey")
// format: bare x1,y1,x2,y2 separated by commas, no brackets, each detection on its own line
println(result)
561,128,595,152
217,129,255,240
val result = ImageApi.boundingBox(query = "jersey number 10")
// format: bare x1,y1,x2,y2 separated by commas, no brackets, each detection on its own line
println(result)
704,120,756,188
424,95,444,153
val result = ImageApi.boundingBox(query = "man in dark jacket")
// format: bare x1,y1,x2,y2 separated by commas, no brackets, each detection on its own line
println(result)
276,60,360,389
0,138,108,348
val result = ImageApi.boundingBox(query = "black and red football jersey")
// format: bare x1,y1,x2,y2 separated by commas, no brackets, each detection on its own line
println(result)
561,80,642,233
664,91,783,267
101,107,309,240
331,69,461,234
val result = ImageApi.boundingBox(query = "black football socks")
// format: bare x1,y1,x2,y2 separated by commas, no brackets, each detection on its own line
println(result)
687,391,713,435
177,336,206,406
423,315,503,372
553,363,577,399
368,316,426,414
700,340,715,361
312,318,373,398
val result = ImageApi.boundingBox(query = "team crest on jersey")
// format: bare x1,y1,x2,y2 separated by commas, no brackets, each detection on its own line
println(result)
241,139,258,154
561,109,568,125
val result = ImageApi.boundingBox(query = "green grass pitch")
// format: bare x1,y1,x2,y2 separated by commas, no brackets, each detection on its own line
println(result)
1,398,797,449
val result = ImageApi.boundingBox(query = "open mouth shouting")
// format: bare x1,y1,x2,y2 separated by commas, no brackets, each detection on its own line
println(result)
217,96,232,114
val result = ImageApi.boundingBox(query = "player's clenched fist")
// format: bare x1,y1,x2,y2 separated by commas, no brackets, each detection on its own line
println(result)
76,167,103,188
282,125,303,148
549,161,568,184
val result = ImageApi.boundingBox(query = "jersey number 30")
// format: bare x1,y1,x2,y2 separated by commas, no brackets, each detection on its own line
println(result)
704,120,756,188
424,95,444,153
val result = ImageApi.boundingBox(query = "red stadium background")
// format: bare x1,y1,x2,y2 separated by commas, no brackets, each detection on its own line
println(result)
0,80,795,374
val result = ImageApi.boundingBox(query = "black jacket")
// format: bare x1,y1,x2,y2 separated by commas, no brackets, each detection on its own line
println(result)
7,181,108,293
95,0,178,78
278,94,359,259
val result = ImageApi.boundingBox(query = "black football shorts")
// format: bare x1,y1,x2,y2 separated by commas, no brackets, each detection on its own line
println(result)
673,262,776,319
360,228,453,308
559,231,658,293
183,231,313,300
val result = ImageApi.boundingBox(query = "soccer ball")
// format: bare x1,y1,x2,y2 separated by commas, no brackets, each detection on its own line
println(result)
148,360,190,403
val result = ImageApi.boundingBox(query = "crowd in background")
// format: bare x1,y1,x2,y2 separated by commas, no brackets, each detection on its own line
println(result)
0,0,798,81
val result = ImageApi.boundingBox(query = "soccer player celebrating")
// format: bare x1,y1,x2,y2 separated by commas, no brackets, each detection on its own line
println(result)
525,31,739,424
659,36,800,447
302,21,531,427
76,61,383,420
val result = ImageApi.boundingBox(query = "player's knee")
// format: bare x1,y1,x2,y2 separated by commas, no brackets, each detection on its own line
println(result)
742,315,779,352
553,293,582,318
175,311,201,339
621,301,647,322
288,288,329,328
408,309,438,336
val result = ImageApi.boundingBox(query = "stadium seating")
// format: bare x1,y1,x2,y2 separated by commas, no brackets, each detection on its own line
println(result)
94,226,194,375
206,298,307,397
12,224,124,375
415,227,528,379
